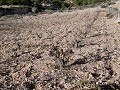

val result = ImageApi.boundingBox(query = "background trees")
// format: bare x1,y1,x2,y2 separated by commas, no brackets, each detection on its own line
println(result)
0,0,6,5
51,0,62,9
73,0,106,6
0,0,109,9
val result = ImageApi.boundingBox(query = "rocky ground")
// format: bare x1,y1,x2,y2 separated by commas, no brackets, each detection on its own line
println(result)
0,7,120,90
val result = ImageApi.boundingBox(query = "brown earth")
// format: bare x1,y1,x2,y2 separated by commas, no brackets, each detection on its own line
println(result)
0,7,120,90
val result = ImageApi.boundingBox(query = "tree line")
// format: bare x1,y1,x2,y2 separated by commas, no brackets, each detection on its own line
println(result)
73,0,108,6
0,0,109,9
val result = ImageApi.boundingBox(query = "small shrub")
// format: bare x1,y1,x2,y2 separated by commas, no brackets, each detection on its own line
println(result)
62,2,70,9
72,80,97,90
49,46,73,70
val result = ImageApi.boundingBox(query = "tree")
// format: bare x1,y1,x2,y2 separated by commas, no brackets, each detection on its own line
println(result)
42,0,52,4
73,0,106,6
62,2,70,9
13,0,21,5
52,0,62,9
0,0,6,5
21,0,32,6
73,0,83,6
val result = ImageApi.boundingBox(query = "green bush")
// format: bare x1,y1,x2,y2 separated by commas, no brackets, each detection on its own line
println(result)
62,2,70,9
52,0,62,9
73,0,108,6
0,0,6,5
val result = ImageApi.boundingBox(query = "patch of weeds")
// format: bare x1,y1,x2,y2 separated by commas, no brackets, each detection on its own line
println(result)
94,53,102,61
49,46,73,70
72,79,120,90
98,83,120,90
93,49,112,61
71,58,87,66
49,46,66,70
71,80,97,90
24,81,35,90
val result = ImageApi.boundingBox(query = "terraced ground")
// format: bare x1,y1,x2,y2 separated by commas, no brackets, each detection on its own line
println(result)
0,7,120,90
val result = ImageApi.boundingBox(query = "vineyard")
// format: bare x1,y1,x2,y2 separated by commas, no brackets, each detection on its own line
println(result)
0,6,120,89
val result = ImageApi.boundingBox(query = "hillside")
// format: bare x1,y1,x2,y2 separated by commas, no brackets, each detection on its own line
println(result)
0,7,120,89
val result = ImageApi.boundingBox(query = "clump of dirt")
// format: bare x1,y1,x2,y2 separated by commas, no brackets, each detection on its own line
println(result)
0,7,120,90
